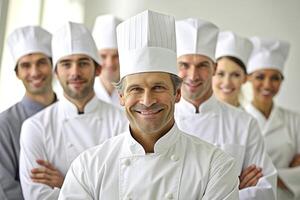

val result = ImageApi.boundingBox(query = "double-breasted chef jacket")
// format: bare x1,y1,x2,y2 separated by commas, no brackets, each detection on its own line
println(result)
175,95,277,199
19,95,128,200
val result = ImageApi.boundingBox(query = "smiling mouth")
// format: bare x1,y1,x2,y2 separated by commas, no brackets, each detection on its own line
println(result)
135,108,164,115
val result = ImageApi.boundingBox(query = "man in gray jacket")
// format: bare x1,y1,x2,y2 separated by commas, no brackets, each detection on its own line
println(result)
0,26,56,199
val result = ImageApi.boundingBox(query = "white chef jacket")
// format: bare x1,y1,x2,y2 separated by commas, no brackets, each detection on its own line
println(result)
246,103,300,200
175,96,277,200
58,124,239,200
94,77,120,108
19,95,128,200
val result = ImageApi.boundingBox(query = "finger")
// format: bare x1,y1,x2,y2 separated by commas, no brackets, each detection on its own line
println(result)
31,178,55,188
240,167,262,189
244,172,263,188
31,167,59,177
239,165,256,180
30,172,52,180
36,160,56,170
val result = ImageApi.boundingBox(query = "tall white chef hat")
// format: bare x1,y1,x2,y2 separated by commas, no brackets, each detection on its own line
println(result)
247,37,290,74
7,26,52,70
92,15,122,50
215,31,253,67
175,18,219,62
117,10,177,79
52,21,101,69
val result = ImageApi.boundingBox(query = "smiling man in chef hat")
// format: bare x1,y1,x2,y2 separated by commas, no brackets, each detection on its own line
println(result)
175,18,277,199
19,22,127,200
58,10,239,200
92,15,122,107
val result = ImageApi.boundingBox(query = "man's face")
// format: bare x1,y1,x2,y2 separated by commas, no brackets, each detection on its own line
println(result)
247,69,283,105
120,72,181,136
16,53,53,96
177,54,215,103
99,49,120,83
56,54,100,101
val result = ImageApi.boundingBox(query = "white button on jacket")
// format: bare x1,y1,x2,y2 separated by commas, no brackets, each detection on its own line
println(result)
246,103,300,200
19,95,128,200
58,124,239,200
175,96,277,200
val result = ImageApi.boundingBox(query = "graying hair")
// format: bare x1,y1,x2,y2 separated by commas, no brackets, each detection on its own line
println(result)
113,73,182,95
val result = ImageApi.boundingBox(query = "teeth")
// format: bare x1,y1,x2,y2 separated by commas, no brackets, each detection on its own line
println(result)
261,90,272,95
221,88,233,93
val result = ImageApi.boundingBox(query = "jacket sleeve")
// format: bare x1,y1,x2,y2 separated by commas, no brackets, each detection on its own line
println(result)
202,150,240,200
277,113,300,198
0,124,24,200
239,119,277,200
19,119,60,200
58,155,93,200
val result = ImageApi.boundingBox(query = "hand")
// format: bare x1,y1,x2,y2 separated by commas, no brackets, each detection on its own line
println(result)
278,177,288,190
289,154,300,168
239,165,263,189
30,159,64,188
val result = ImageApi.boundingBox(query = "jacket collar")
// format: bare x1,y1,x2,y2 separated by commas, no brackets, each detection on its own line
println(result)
21,94,57,116
176,95,219,115
246,103,283,134
126,123,180,155
60,94,99,118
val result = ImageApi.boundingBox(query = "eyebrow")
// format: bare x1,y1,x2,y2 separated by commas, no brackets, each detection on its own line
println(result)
58,57,92,64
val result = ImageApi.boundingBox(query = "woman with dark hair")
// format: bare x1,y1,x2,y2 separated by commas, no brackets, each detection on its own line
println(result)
213,31,253,108
246,37,300,200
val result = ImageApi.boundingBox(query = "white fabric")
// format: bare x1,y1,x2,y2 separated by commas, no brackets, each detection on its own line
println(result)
92,15,122,50
94,77,121,108
52,22,101,68
19,96,128,200
247,37,290,74
117,10,177,79
7,26,52,68
175,96,278,200
175,18,219,61
59,124,239,200
215,31,253,66
246,103,300,200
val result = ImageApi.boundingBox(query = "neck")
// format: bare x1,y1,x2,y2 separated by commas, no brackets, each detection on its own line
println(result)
225,98,240,107
130,119,175,153
100,77,115,96
252,99,273,119
64,92,95,113
184,89,213,113
25,90,55,106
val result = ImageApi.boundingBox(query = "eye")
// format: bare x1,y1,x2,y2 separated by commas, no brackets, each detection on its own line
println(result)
153,85,166,92
19,63,30,69
37,59,49,66
232,72,241,78
216,71,224,77
270,75,282,81
254,74,264,80
60,62,71,68
129,87,143,94
78,61,90,67
178,63,189,70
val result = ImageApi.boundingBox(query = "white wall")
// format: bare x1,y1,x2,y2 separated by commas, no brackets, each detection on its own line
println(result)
85,0,300,112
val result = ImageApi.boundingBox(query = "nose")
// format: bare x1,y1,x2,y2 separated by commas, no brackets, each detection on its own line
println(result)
70,64,81,77
30,65,41,77
140,90,157,107
223,74,231,86
187,66,199,81
262,77,272,89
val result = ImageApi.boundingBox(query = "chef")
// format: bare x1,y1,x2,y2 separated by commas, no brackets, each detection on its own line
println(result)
92,15,122,107
245,37,300,200
58,10,239,200
19,22,128,200
213,31,253,108
175,18,277,199
0,26,56,200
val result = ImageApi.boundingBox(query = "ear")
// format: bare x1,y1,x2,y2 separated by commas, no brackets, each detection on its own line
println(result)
119,93,125,106
212,62,217,76
95,64,101,76
174,88,181,103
